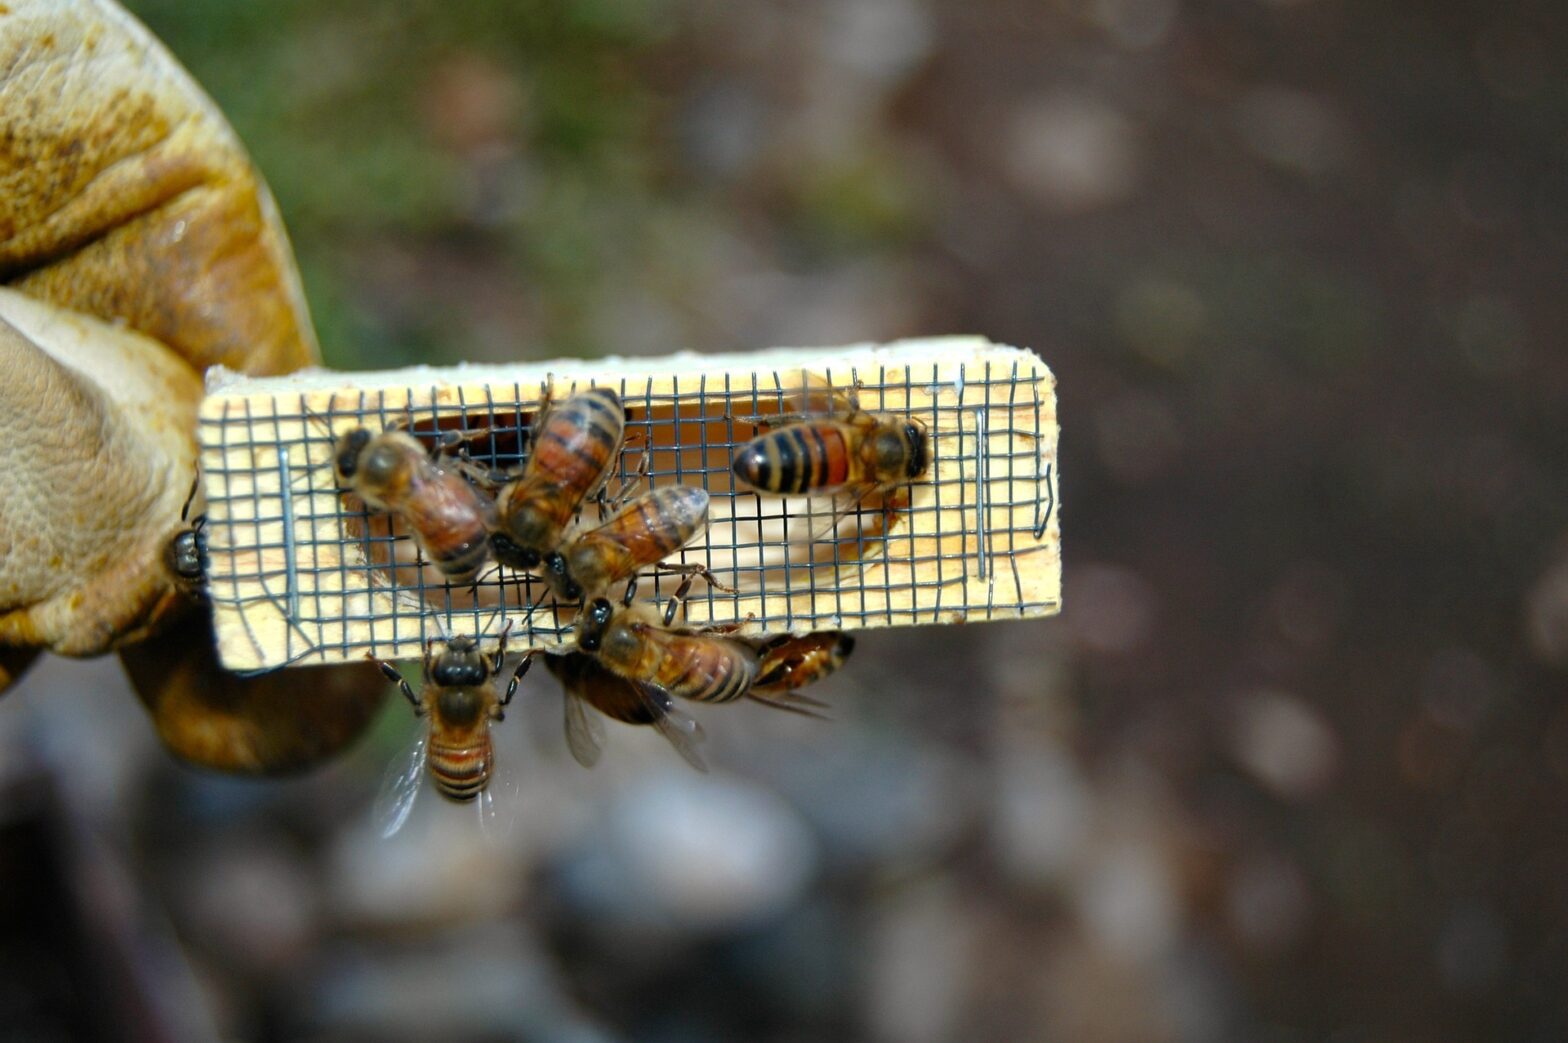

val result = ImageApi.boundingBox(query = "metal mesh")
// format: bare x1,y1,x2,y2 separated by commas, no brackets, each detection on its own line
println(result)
197,350,1059,672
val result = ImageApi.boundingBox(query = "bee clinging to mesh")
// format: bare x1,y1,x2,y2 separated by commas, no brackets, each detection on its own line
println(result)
575,588,760,711
489,386,627,572
333,427,495,584
730,382,929,534
370,629,527,837
165,473,209,596
540,484,724,605
745,630,855,716
539,651,708,771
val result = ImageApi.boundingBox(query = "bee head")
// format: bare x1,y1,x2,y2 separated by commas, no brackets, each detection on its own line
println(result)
543,551,582,602
576,597,616,653
834,633,856,660
334,428,373,481
166,523,208,586
431,637,488,688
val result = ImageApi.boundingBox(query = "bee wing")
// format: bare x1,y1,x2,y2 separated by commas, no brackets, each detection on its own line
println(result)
736,371,846,425
746,689,834,720
637,683,710,773
563,689,607,769
795,486,896,554
373,730,428,839
475,769,520,842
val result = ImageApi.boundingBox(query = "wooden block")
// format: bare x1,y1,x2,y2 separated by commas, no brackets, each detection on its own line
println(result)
197,337,1060,672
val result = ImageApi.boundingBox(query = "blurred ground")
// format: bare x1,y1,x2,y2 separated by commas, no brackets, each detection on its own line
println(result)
5,0,1568,1039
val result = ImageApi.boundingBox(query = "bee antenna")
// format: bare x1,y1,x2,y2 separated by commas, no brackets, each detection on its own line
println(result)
512,583,553,635
179,472,200,523
301,404,339,436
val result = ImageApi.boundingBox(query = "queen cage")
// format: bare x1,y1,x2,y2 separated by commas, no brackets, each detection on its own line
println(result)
194,338,1060,672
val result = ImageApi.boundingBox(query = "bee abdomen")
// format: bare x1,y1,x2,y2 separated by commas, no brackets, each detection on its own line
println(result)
429,741,493,802
671,642,759,704
534,388,625,487
733,424,852,495
636,485,708,553
430,530,492,580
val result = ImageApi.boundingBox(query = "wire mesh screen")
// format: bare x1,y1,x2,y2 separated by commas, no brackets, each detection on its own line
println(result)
196,339,1060,672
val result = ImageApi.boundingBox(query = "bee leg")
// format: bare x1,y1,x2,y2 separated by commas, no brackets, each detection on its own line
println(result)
431,427,497,454
850,378,866,408
596,443,652,519
658,562,738,595
730,408,812,428
502,650,537,709
367,653,421,713
661,574,699,628
490,618,515,672
876,484,912,538
447,452,514,491
694,610,757,636
423,637,440,685
527,384,556,452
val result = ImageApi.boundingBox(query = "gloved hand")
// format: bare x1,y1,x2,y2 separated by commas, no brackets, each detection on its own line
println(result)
0,0,386,772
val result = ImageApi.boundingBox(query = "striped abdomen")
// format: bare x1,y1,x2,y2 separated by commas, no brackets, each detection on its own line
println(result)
731,421,862,495
559,486,709,599
651,630,760,704
427,734,494,802
499,387,626,552
752,631,854,694
528,387,625,504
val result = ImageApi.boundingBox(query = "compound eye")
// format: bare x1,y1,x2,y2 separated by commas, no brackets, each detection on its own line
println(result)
545,553,582,601
168,530,205,581
361,444,401,486
433,656,485,687
577,598,615,652
172,533,201,577
335,429,372,479
904,423,928,477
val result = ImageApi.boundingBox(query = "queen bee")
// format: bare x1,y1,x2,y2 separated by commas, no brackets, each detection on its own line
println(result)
730,385,929,540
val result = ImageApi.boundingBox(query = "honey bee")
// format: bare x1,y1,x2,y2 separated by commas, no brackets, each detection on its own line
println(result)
370,631,525,837
491,386,627,571
334,428,495,583
730,392,929,503
746,630,854,715
542,652,708,771
165,473,208,596
576,592,761,708
540,484,715,605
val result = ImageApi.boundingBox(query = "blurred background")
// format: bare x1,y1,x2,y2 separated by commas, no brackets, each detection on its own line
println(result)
5,0,1567,1039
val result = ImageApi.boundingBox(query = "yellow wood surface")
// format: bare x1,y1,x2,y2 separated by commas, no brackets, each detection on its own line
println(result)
197,337,1060,671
